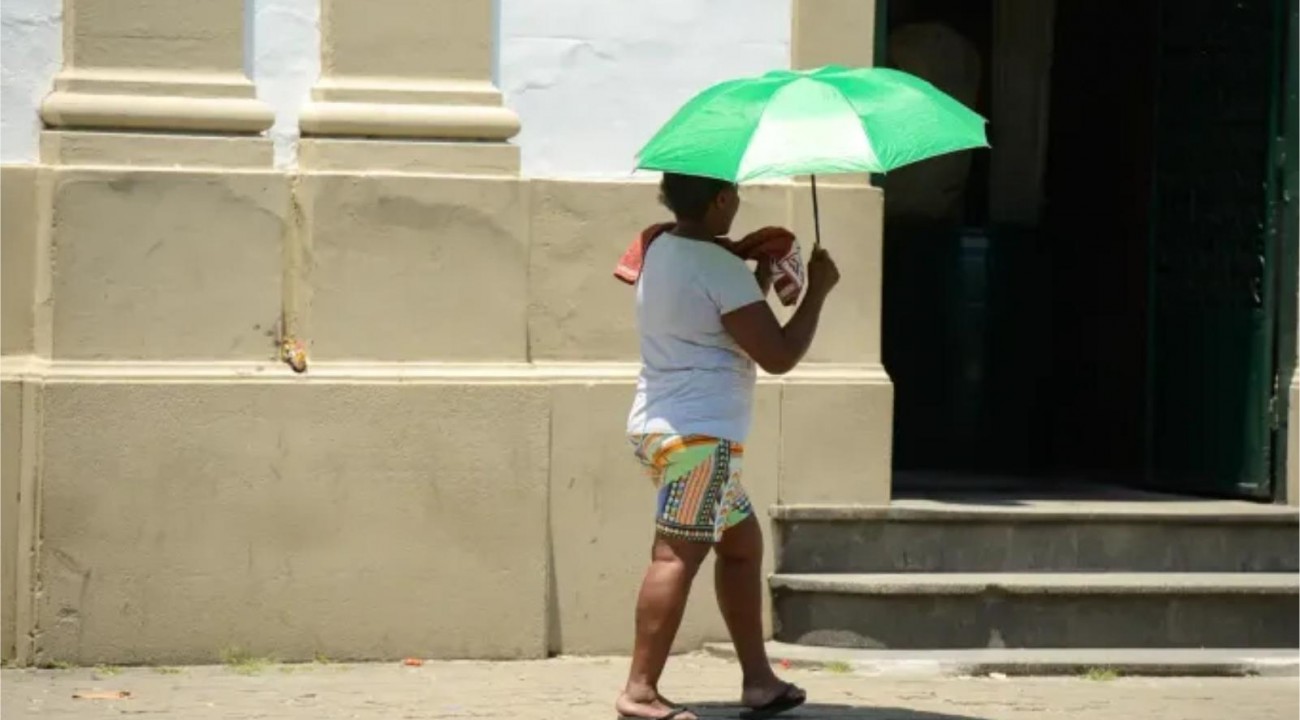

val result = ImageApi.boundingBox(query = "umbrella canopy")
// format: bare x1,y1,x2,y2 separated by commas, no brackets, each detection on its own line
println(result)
636,65,988,183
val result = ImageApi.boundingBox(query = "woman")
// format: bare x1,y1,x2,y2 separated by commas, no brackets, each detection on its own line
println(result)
617,173,840,720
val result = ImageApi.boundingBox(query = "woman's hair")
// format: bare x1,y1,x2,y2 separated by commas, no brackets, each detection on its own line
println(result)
659,173,734,221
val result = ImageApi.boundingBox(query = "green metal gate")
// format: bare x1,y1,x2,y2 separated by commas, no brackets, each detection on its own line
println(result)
1147,0,1298,498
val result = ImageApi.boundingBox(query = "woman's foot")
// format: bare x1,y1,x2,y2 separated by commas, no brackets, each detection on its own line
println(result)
740,679,806,720
615,689,698,720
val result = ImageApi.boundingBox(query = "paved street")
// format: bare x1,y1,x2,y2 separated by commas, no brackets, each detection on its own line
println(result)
3,654,1297,719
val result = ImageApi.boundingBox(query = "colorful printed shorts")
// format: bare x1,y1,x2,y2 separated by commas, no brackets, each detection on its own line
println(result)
630,434,754,544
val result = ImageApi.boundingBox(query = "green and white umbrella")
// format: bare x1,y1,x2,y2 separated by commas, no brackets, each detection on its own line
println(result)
636,65,988,245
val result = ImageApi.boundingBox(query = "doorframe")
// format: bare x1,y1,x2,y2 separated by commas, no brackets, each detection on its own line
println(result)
1270,0,1300,501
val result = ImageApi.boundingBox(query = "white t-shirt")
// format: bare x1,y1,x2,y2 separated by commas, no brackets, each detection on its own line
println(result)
626,234,764,443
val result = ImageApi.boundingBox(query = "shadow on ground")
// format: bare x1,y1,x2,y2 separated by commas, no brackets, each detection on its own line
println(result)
691,703,987,719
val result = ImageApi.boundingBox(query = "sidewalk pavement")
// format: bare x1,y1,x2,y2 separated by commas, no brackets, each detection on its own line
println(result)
3,654,1297,719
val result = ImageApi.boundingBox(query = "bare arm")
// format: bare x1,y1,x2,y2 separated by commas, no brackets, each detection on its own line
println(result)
722,292,827,375
722,248,839,375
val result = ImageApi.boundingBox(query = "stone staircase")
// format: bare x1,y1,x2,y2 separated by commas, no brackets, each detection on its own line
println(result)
768,495,1300,653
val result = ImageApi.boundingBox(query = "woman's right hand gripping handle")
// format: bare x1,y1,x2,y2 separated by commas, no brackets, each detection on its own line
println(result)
806,246,840,299
722,247,839,375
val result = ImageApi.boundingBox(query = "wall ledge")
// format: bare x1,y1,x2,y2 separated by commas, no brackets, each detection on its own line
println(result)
0,357,891,386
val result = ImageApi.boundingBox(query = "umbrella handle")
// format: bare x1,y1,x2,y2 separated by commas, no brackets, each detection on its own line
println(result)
810,174,821,250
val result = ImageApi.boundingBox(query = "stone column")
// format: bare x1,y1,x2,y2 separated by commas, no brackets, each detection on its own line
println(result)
792,0,877,70
785,0,895,505
299,0,521,172
1290,370,1299,506
40,0,272,165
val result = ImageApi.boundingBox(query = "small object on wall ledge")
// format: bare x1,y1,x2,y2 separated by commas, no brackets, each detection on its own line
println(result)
282,338,308,374
73,690,132,700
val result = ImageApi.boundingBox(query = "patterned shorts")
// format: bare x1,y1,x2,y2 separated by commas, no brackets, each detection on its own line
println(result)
630,434,754,544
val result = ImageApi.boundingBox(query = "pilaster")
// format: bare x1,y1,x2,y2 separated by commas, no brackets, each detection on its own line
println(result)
41,0,272,136
299,0,519,173
787,0,895,504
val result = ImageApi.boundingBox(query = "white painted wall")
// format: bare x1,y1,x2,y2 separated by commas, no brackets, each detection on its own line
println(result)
0,0,61,163
0,0,792,176
249,0,319,167
499,0,791,177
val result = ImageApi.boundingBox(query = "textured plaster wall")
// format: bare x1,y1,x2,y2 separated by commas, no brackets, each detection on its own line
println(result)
0,0,790,173
1,166,40,356
36,382,551,663
1,382,23,661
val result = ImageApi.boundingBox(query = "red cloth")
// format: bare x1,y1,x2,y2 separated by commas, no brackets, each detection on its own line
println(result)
614,222,676,285
614,224,805,306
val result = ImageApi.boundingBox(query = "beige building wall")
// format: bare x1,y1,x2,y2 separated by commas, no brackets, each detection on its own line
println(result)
1289,268,1299,505
1289,375,1299,507
2,164,46,663
1,380,24,662
1,0,887,664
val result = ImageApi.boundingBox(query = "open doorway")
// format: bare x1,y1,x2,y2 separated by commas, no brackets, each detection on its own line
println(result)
880,0,1297,500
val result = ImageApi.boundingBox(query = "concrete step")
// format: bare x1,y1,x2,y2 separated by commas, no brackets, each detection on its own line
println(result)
771,573,1300,650
703,641,1300,677
773,502,1300,574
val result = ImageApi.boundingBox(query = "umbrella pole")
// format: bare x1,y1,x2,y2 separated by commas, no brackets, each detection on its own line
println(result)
810,174,822,250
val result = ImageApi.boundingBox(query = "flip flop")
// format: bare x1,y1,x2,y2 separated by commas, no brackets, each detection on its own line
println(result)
739,683,806,720
618,708,693,720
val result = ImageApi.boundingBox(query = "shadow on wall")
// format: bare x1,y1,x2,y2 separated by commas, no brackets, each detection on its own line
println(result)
691,704,990,719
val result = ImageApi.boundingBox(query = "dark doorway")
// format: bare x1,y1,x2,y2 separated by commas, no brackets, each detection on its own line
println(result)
1041,0,1156,488
879,0,1298,499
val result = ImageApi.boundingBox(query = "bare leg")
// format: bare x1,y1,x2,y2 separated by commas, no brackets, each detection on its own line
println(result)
714,515,805,709
616,534,710,719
